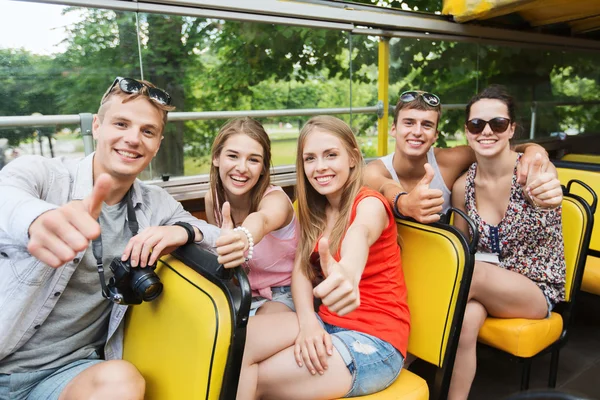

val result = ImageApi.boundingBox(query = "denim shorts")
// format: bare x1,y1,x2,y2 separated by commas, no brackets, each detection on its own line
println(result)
249,286,295,316
545,294,555,319
317,315,404,397
0,353,102,400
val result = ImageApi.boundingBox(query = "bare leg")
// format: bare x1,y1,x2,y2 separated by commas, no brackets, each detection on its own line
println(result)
448,261,549,400
59,360,144,400
448,300,487,400
469,261,548,319
237,312,302,400
258,346,352,400
256,301,294,315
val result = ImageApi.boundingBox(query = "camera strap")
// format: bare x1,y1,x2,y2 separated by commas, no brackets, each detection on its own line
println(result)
93,187,139,300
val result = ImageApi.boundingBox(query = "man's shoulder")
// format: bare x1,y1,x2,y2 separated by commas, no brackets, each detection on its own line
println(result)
365,157,390,177
0,155,79,180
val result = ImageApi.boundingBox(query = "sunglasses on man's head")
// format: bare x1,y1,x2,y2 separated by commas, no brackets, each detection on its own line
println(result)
399,91,441,107
466,117,511,134
104,77,172,106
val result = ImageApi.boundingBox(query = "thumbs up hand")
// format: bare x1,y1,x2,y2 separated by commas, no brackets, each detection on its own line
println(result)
395,163,444,224
516,148,550,186
313,237,361,316
216,202,249,269
27,173,113,268
521,153,563,210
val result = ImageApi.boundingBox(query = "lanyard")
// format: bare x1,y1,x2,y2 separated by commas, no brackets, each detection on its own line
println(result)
92,188,139,298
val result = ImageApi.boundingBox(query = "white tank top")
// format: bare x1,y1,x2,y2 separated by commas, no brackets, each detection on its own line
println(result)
379,148,452,212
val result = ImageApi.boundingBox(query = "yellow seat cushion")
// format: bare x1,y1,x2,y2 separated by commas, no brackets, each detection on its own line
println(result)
348,369,428,400
581,256,600,296
478,313,563,358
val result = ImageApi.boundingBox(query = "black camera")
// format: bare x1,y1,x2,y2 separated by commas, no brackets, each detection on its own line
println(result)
105,258,163,305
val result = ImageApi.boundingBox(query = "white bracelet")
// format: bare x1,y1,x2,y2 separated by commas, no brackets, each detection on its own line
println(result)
234,226,254,261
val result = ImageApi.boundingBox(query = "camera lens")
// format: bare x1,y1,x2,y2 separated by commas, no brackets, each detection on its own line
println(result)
130,268,163,301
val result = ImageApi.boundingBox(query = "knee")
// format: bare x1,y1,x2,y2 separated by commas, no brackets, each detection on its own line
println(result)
93,360,145,399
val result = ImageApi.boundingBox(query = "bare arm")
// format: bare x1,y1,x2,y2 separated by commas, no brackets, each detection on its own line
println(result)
513,143,550,185
313,196,388,316
364,158,443,224
364,160,406,208
204,191,217,226
216,190,293,268
435,145,476,188
292,253,334,375
451,173,469,239
241,190,293,245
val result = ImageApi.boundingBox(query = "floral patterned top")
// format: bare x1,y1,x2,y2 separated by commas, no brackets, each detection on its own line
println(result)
465,154,566,305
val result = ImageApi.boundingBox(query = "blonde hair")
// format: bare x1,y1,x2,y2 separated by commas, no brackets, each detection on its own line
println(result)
210,117,272,227
295,116,364,281
98,79,175,133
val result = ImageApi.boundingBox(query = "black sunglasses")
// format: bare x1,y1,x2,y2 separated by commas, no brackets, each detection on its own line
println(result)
399,91,441,107
466,117,511,134
103,77,172,106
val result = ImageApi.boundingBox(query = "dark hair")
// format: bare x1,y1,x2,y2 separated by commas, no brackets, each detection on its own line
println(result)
465,84,516,122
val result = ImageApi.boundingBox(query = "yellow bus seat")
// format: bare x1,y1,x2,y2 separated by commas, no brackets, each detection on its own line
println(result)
581,256,600,295
122,245,251,400
555,161,600,296
478,185,595,390
561,154,600,164
346,213,475,400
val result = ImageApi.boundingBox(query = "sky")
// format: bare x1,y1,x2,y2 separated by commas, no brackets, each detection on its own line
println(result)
0,0,79,55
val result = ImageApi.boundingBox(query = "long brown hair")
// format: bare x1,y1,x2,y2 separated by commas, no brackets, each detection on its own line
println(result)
209,117,272,227
295,116,364,280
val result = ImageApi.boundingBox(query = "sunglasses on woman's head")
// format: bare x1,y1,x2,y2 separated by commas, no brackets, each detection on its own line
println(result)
399,91,441,107
466,117,511,134
103,77,172,106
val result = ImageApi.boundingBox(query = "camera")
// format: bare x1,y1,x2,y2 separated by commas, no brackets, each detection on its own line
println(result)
106,258,163,305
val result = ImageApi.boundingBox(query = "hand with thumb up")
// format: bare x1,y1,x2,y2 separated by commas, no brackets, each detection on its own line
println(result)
396,163,444,224
313,237,361,316
522,153,562,209
27,173,113,268
216,201,249,268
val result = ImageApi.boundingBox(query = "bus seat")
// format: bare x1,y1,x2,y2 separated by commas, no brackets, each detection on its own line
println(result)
478,184,595,390
561,154,600,164
122,245,251,400
345,214,475,400
555,161,600,296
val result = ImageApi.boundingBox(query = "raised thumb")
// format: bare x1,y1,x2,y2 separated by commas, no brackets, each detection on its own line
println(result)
419,163,435,187
221,201,235,231
83,173,112,220
318,237,332,277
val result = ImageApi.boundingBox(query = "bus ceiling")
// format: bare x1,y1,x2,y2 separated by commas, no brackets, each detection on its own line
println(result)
12,0,600,52
443,0,600,38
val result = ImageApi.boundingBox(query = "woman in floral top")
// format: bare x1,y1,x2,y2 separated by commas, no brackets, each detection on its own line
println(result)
449,85,565,400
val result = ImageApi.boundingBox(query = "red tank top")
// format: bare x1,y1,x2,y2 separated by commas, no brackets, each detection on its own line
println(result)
317,187,410,356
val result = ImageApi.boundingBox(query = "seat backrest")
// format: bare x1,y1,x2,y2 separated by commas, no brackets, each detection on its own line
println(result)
122,245,250,400
397,218,474,398
561,154,600,165
555,162,599,254
561,194,592,303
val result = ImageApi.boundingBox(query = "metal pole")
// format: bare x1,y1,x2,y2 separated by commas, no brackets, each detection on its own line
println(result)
79,113,95,156
529,102,537,140
377,37,390,157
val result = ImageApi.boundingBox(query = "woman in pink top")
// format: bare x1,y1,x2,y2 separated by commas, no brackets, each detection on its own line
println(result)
206,117,298,316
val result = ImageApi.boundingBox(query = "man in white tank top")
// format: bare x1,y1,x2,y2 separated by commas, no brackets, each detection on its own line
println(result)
365,90,554,224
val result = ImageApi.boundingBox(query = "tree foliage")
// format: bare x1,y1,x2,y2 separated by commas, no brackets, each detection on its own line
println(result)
1,0,599,175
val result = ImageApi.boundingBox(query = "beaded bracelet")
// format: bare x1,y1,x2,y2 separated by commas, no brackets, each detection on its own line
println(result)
234,226,254,261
